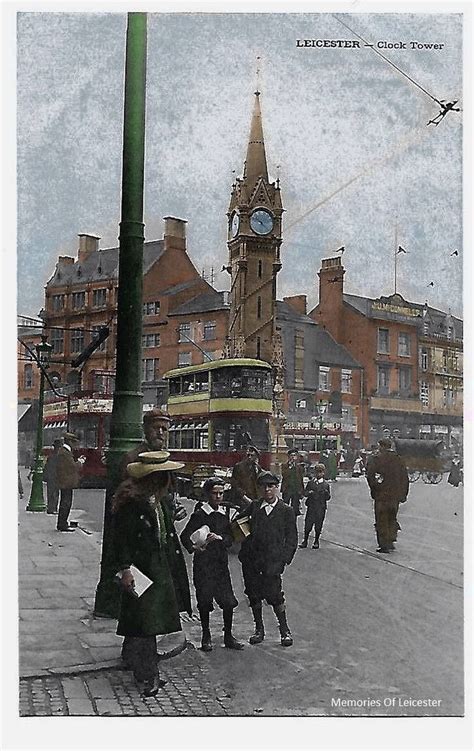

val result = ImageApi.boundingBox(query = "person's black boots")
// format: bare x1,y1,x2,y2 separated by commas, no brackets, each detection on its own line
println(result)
248,603,265,644
223,608,244,650
273,603,293,647
299,537,309,548
199,608,212,652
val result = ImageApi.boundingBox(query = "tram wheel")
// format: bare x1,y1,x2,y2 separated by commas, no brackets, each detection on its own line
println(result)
422,471,442,484
408,471,421,483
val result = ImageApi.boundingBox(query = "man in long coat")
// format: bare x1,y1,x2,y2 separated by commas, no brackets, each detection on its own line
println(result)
238,472,298,647
365,438,409,553
281,448,305,516
44,439,62,515
113,451,192,696
230,445,262,509
56,433,84,531
180,477,243,652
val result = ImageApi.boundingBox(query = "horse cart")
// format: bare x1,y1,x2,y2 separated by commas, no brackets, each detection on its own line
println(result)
394,439,447,484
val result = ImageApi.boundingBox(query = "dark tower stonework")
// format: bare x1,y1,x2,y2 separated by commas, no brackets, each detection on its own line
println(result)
225,91,283,363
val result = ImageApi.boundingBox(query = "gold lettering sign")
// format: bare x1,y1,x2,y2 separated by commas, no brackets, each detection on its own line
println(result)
372,302,420,317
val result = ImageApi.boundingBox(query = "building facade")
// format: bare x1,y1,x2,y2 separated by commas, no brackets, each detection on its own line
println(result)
311,257,463,447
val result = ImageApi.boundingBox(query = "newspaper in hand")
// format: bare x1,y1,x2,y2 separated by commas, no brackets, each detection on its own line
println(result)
190,525,210,548
128,565,153,597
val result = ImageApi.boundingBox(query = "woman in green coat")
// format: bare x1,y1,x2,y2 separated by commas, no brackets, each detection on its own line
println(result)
113,451,191,696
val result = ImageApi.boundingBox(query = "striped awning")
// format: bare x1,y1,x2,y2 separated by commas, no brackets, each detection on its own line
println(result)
44,421,67,429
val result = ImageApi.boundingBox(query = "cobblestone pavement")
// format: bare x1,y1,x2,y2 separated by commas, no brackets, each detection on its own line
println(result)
19,646,231,717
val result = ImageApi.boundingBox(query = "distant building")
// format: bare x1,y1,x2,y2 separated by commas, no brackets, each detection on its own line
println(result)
311,257,463,447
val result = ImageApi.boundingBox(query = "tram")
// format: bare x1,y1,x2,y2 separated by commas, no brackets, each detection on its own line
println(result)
163,358,274,486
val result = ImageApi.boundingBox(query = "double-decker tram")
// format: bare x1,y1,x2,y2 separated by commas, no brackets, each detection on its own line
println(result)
163,359,273,480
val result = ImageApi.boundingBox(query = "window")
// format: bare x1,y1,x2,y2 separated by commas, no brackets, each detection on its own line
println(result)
178,352,192,367
448,325,454,340
398,332,411,357
143,301,160,316
423,318,429,335
341,369,352,393
52,294,65,312
256,337,261,359
443,385,455,407
257,296,262,319
420,381,429,406
295,399,307,409
24,364,33,389
178,323,191,343
50,329,64,354
142,358,159,382
377,328,389,354
142,333,160,348
23,342,34,360
70,328,84,353
420,348,428,371
442,350,449,372
92,288,107,308
203,321,216,341
377,365,390,395
71,292,85,310
92,325,107,351
258,259,263,278
202,352,215,363
398,366,412,392
319,366,330,391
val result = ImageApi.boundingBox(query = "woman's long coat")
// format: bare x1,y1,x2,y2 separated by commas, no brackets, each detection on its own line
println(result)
113,493,191,637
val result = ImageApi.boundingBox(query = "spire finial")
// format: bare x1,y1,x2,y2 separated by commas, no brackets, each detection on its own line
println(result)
255,55,261,95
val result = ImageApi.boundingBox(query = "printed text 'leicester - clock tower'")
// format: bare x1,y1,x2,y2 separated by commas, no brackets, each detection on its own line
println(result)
225,90,283,363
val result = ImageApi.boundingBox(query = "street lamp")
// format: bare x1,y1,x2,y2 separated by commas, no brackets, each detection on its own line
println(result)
317,399,327,454
27,335,53,512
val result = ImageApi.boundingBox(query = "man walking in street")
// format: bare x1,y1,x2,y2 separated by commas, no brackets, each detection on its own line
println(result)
365,438,409,553
230,445,262,509
180,477,244,653
44,439,62,515
281,448,305,516
56,432,85,532
238,471,298,647
299,463,331,549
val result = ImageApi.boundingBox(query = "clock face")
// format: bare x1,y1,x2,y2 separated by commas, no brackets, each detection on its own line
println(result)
250,209,274,235
230,212,240,237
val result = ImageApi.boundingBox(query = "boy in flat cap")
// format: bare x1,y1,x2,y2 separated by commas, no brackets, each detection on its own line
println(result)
238,471,298,647
180,477,244,652
230,445,262,509
281,448,305,516
299,463,331,549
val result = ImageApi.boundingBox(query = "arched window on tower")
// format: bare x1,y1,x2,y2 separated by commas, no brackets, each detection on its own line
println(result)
257,296,262,319
258,259,263,278
256,337,261,359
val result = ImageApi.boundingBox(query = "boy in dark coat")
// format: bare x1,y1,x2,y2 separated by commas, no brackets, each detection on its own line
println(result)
299,463,331,549
180,478,244,652
113,451,192,697
281,448,305,516
238,471,298,647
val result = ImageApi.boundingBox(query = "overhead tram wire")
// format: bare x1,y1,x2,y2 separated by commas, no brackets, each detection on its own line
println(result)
332,14,443,106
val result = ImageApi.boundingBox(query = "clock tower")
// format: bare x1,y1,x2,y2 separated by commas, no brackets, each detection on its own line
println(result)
225,90,283,363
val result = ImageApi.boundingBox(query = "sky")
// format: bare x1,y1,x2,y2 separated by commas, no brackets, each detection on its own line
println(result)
15,8,463,318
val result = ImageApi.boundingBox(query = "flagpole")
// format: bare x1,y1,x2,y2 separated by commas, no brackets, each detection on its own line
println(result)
394,221,398,294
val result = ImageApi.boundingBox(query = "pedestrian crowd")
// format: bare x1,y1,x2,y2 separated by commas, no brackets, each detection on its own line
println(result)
20,409,459,699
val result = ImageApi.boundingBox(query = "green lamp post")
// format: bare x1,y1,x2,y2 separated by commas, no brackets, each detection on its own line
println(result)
317,399,326,454
27,335,53,512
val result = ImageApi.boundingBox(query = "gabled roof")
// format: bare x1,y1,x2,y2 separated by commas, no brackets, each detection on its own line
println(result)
342,292,463,339
168,291,230,316
276,300,361,391
46,240,164,287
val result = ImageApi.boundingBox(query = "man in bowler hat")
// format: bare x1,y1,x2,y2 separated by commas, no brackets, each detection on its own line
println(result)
365,438,409,553
56,433,85,531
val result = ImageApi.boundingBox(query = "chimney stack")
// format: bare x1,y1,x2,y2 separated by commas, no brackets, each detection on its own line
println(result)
283,294,307,316
163,216,187,252
78,234,100,263
317,256,345,341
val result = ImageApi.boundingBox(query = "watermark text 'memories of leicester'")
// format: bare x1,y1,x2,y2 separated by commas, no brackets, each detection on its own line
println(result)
331,697,442,709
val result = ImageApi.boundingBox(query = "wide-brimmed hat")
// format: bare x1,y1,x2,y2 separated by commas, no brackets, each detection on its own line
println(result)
64,432,80,443
246,445,260,456
127,451,184,478
257,471,280,486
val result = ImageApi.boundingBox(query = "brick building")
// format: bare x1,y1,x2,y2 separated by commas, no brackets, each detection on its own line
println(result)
311,257,463,447
40,217,230,406
18,317,44,402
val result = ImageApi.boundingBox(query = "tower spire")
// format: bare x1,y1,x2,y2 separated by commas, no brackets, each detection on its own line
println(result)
243,90,268,186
